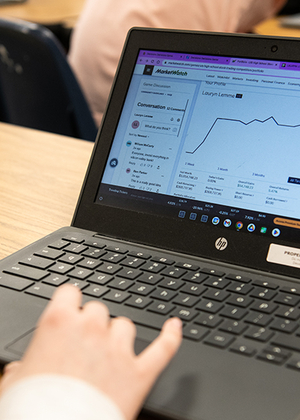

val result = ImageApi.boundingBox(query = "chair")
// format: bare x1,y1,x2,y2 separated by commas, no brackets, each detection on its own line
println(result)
0,18,97,141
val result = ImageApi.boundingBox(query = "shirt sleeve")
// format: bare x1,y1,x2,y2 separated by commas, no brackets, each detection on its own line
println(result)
0,375,126,420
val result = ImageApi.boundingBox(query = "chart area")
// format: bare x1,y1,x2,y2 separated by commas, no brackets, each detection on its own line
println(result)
170,85,300,218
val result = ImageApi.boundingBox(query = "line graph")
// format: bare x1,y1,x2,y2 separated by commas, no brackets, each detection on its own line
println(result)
186,116,300,155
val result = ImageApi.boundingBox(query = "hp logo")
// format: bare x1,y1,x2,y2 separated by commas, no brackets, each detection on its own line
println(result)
215,237,228,251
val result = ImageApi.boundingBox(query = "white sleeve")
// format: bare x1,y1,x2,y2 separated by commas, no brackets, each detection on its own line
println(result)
0,375,126,420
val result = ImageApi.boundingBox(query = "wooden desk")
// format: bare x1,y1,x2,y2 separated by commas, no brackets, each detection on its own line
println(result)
0,122,93,261
0,0,86,26
254,16,300,37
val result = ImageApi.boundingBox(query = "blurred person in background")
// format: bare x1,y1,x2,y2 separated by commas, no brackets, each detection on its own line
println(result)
68,0,286,127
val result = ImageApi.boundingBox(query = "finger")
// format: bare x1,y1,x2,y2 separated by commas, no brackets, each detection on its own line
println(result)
82,300,111,328
0,361,22,394
137,317,182,380
37,284,82,326
3,361,21,376
110,316,137,352
43,284,82,314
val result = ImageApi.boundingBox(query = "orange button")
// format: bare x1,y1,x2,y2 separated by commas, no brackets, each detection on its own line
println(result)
273,218,300,229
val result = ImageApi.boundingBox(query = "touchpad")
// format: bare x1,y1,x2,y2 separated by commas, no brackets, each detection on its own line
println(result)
6,328,36,357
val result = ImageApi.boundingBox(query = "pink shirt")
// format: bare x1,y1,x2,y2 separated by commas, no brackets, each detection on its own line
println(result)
68,0,285,127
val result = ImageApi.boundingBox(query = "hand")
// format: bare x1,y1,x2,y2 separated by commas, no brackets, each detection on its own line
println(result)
0,285,182,420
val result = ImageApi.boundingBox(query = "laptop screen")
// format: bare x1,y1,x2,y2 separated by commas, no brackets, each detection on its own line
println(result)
96,48,300,246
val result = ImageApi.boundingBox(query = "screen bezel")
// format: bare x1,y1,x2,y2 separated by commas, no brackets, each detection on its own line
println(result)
72,28,300,279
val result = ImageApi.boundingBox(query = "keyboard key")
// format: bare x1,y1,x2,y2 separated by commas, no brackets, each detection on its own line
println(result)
125,296,152,309
42,274,68,286
109,278,132,290
172,294,200,307
263,345,291,360
4,264,49,281
101,252,126,264
20,254,54,269
68,267,93,280
137,273,163,285
172,307,198,321
49,239,69,249
105,245,128,254
195,313,222,328
84,239,106,249
204,332,235,348
226,274,251,283
66,280,89,290
103,290,131,304
97,263,121,275
280,286,300,296
147,301,175,315
227,282,253,295
151,289,177,302
62,235,84,243
59,253,84,265
276,306,300,320
250,287,277,301
160,278,184,290
128,251,151,259
252,280,278,289
196,299,224,314
227,295,253,308
286,358,300,371
82,247,106,259
204,289,230,302
244,312,273,327
219,320,248,335
83,285,109,298
183,324,208,341
257,352,286,365
121,257,145,269
251,301,278,314
175,262,199,271
244,327,274,342
201,268,225,277
25,283,56,300
152,256,175,265
35,248,64,260
129,284,155,296
181,284,207,296
161,267,186,279
77,258,102,270
220,306,248,321
204,277,230,289
64,244,88,254
88,273,113,285
270,319,298,334
230,343,256,357
116,267,141,280
0,274,34,291
142,262,165,273
274,294,300,307
182,272,208,284
49,262,73,275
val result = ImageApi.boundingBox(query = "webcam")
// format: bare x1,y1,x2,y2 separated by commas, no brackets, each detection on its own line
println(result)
271,45,278,53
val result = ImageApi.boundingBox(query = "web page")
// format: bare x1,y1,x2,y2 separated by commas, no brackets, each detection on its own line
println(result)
98,50,300,237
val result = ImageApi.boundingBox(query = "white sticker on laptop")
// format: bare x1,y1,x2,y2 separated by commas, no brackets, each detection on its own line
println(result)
267,244,300,269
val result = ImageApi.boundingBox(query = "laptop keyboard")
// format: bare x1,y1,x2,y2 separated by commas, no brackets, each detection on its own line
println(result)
1,232,300,371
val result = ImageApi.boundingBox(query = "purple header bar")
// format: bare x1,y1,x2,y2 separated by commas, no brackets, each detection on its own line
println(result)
137,50,300,72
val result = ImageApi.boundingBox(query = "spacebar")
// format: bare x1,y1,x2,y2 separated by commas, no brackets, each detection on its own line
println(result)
271,334,300,352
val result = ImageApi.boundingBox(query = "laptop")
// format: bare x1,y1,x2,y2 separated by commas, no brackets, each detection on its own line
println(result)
1,28,300,420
